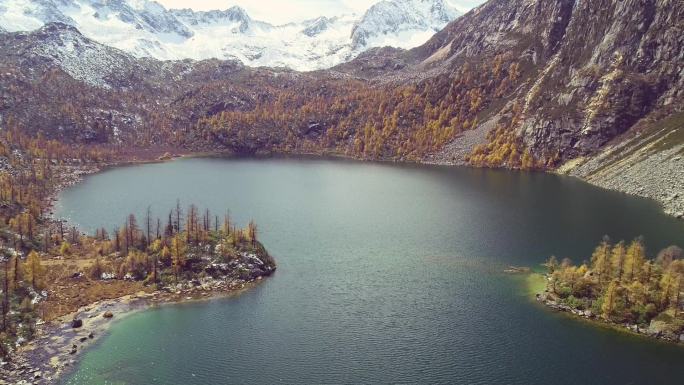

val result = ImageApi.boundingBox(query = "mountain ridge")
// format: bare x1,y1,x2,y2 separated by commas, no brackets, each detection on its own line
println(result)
0,0,461,70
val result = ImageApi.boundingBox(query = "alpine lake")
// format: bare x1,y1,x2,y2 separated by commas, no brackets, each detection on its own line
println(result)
56,156,684,385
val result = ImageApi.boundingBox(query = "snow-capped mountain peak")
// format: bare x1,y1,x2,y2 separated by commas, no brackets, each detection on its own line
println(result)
352,0,459,50
171,5,253,30
302,16,334,37
0,0,462,71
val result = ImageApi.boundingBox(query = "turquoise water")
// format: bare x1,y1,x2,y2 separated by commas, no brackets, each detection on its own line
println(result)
57,157,684,384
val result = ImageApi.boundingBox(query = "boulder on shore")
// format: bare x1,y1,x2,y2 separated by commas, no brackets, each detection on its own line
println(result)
71,318,83,328
103,311,114,319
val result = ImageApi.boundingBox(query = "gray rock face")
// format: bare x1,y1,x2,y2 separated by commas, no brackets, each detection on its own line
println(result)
420,0,683,161
515,0,684,159
302,17,332,37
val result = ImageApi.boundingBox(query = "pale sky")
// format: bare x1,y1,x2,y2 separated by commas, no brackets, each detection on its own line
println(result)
155,0,486,24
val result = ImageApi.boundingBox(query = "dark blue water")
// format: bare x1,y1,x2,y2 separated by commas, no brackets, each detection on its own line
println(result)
57,157,684,384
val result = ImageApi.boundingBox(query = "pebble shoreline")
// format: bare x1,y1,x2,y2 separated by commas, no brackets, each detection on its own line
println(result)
1,276,269,384
536,291,684,345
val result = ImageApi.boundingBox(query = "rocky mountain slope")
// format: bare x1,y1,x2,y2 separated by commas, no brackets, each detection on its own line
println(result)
406,0,683,217
0,0,682,218
343,0,683,155
0,0,460,70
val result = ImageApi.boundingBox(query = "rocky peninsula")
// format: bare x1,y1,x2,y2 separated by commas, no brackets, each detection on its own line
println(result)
2,237,276,385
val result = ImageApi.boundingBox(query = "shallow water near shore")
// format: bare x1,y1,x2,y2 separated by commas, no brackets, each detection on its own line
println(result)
56,157,684,384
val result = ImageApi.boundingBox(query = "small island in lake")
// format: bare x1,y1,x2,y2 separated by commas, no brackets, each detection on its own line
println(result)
538,237,684,342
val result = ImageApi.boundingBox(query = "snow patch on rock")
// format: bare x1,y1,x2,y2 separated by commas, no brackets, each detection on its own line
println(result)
27,23,135,88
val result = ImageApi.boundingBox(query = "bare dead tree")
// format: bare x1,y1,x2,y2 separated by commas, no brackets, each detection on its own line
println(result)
145,206,152,249
175,199,183,234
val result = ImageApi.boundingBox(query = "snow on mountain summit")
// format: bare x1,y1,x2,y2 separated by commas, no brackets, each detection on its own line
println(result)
170,6,259,34
0,0,461,71
352,0,459,50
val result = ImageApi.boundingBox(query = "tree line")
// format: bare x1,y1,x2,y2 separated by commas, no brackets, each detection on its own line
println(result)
191,54,523,161
87,202,260,283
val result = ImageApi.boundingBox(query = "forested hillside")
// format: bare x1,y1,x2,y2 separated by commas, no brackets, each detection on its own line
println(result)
0,0,682,214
